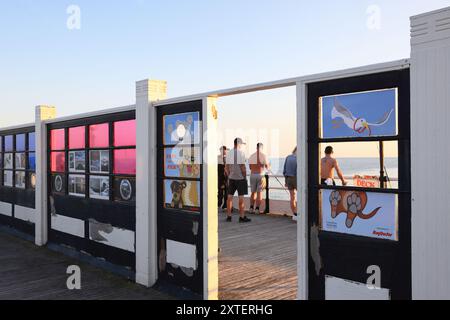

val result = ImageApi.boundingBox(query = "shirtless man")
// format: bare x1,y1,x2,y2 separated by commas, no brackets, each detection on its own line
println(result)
320,146,347,186
248,143,270,214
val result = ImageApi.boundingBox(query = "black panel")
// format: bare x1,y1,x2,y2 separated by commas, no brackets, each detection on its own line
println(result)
0,187,35,208
51,194,135,231
47,111,136,271
156,100,204,297
0,214,35,236
49,229,135,270
0,126,36,238
307,69,411,300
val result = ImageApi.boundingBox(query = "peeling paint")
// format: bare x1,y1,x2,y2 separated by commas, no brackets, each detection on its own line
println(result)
50,196,57,217
89,219,113,242
170,263,195,278
310,224,323,276
192,221,199,236
159,239,167,272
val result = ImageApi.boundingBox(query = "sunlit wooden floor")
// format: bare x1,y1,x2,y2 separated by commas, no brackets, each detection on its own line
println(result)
218,211,297,300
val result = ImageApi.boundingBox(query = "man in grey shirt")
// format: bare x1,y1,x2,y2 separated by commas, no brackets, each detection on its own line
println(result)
225,138,251,223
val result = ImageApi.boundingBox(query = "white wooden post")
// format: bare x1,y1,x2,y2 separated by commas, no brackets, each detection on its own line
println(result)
410,7,450,300
35,106,56,246
296,81,308,300
202,97,219,300
135,79,167,287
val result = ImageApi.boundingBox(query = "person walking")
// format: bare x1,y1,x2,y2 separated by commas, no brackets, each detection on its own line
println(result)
320,146,347,186
225,138,251,223
248,143,270,214
218,146,228,211
283,147,298,217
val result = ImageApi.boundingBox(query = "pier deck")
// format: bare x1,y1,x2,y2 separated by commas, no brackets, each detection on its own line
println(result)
0,230,173,300
218,211,298,300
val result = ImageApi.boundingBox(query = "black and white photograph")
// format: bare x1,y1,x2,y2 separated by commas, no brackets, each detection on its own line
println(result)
90,150,109,173
68,174,86,197
69,151,86,172
15,171,25,189
3,170,13,187
89,176,109,200
15,153,26,170
4,153,13,169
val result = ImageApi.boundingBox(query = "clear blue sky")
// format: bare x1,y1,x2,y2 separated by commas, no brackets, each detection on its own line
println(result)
0,1,448,154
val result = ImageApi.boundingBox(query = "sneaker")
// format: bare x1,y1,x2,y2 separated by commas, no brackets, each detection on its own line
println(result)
248,207,255,214
239,216,252,223
255,208,261,215
226,216,232,222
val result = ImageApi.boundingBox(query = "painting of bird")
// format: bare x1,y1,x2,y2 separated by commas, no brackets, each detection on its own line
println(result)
331,98,394,136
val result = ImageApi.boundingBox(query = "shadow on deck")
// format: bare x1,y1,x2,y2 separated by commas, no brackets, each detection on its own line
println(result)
218,211,298,300
0,230,173,300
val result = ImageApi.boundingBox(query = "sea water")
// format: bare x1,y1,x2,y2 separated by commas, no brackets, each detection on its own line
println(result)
259,157,399,201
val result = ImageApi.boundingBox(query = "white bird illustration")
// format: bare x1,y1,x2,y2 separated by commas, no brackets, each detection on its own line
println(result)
331,98,394,136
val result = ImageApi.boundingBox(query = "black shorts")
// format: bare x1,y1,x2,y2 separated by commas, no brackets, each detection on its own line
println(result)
228,179,248,196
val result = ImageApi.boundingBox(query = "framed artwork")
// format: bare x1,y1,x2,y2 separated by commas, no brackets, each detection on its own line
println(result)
3,170,13,187
4,153,13,169
15,153,26,170
163,112,200,146
69,151,86,173
90,150,110,174
321,88,398,138
68,174,86,197
164,146,201,179
163,179,201,213
52,174,65,194
89,176,110,200
15,171,26,189
320,190,398,241
113,177,136,202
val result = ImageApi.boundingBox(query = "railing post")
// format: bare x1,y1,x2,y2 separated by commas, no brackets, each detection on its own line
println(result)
264,174,270,214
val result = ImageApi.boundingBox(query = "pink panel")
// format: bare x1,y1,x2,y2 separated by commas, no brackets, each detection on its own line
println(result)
114,120,136,147
51,152,66,172
89,123,109,148
114,149,136,175
69,126,86,149
51,129,65,150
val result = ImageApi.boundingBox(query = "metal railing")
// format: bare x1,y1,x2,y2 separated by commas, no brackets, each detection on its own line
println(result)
245,174,400,214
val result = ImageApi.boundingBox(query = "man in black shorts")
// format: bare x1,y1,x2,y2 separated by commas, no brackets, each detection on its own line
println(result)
225,138,251,223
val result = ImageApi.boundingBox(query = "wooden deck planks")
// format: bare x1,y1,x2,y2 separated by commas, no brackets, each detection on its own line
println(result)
218,212,298,300
0,231,173,300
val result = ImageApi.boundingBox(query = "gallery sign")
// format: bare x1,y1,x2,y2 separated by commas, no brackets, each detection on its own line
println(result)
321,190,398,241
321,88,398,139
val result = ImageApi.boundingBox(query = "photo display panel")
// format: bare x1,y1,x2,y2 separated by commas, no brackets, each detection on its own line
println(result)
307,69,411,300
162,112,202,213
317,88,400,241
49,118,136,202
157,101,204,298
47,110,137,272
0,131,36,190
0,128,37,237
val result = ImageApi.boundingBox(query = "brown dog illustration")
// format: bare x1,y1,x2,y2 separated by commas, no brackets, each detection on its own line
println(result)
329,190,381,228
171,181,187,209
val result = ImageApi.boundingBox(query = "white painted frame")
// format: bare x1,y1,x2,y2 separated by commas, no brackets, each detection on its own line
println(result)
153,59,410,301
295,59,410,300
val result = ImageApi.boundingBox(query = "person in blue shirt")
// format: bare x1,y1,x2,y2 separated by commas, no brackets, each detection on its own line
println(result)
283,147,298,217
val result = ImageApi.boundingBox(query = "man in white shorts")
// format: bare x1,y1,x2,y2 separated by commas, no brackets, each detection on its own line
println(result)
248,143,270,214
